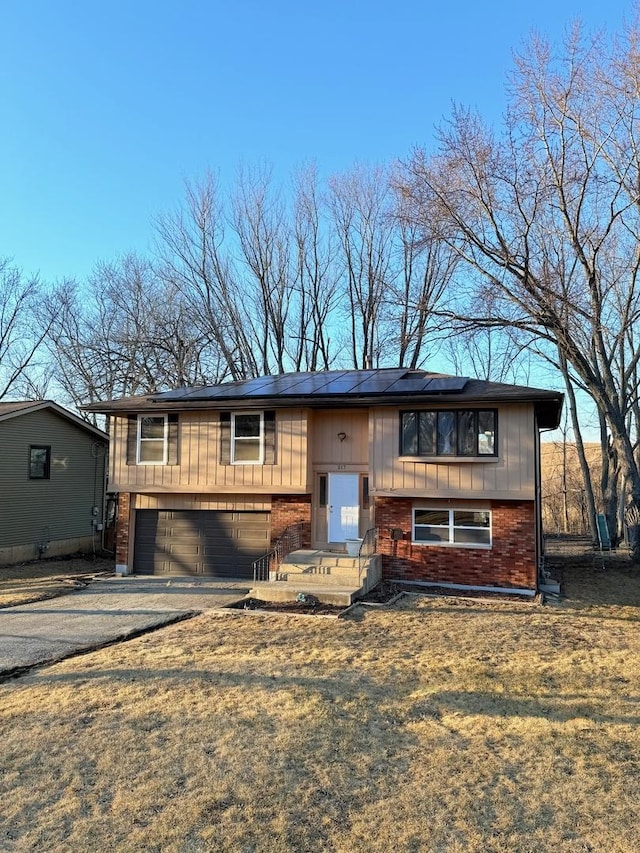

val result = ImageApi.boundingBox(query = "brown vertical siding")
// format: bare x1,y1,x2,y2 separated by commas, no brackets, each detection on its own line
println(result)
111,410,309,492
310,410,369,468
371,404,536,499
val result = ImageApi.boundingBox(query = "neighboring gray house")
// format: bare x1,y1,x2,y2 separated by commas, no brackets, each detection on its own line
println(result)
0,401,108,565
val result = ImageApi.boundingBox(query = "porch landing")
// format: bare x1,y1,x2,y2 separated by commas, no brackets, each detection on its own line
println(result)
249,549,382,606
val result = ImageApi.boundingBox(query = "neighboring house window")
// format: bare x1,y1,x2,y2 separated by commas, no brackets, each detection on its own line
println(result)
137,415,168,464
231,412,264,464
413,508,492,547
29,445,51,479
401,410,497,457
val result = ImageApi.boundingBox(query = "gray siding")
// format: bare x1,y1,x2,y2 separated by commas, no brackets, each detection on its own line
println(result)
0,409,107,550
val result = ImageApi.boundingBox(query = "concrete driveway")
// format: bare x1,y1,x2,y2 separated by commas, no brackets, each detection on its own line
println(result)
0,576,250,678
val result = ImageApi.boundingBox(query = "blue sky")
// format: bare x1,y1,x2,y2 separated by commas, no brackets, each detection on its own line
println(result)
0,0,634,284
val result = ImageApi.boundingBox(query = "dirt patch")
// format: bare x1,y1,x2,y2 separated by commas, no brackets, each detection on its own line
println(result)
230,596,346,616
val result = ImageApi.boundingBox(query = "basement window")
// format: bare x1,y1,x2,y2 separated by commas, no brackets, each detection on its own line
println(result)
413,508,492,547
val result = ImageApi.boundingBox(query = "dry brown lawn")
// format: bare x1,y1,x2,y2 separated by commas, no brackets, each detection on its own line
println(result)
1,547,639,852
0,556,113,608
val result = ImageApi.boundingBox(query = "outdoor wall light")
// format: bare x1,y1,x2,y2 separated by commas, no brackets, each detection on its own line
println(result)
337,431,347,442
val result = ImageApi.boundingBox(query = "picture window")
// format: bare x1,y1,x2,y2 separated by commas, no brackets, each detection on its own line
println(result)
413,508,492,547
401,410,497,457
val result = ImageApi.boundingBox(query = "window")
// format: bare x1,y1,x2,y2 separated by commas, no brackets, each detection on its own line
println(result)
127,414,178,466
401,410,497,457
319,474,328,507
231,412,264,464
137,415,168,464
219,411,275,466
29,445,51,479
361,475,370,510
413,508,491,547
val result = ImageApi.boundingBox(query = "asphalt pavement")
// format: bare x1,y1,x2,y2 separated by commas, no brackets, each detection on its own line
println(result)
0,576,250,677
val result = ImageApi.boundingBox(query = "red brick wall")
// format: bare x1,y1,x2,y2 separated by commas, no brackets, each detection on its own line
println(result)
375,497,537,589
271,495,312,548
115,492,131,566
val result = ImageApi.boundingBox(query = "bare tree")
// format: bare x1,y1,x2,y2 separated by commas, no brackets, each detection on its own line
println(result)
442,325,534,384
231,166,295,375
329,165,395,368
155,174,258,380
0,259,56,399
400,20,640,545
389,181,461,369
291,165,339,371
46,254,214,416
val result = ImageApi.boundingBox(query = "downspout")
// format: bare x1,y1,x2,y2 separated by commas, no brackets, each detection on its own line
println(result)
537,424,556,583
91,437,108,554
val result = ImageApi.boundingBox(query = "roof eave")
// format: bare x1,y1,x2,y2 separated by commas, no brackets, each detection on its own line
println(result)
85,391,565,418
1,400,108,440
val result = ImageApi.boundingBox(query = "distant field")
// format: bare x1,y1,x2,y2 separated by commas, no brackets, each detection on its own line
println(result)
1,544,639,852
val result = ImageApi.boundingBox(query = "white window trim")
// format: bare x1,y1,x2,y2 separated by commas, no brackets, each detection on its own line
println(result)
412,507,492,549
137,414,168,465
231,411,264,465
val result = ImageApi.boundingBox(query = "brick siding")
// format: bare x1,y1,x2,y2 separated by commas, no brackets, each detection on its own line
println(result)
270,495,312,548
375,497,537,589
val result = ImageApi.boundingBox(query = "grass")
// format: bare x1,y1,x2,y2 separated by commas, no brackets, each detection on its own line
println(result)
1,546,639,852
0,555,113,608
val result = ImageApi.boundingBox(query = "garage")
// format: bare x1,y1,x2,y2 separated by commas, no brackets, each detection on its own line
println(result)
134,510,271,578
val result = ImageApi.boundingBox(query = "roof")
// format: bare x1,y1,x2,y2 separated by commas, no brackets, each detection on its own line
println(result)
83,368,563,428
0,400,108,441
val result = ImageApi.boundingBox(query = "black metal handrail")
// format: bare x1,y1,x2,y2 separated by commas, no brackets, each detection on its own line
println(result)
252,522,304,582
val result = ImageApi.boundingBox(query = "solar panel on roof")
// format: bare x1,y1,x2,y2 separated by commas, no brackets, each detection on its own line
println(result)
317,374,371,394
201,376,277,398
261,373,322,395
148,369,469,404
150,387,193,401
385,378,432,393
284,372,349,394
354,371,408,394
383,374,468,395
425,377,468,392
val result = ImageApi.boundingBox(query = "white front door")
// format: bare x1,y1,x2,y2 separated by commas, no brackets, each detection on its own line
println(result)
328,473,360,542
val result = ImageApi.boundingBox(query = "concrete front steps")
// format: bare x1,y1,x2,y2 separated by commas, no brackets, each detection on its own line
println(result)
249,549,382,606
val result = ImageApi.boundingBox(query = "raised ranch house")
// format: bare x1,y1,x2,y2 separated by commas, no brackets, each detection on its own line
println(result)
86,369,563,599
0,401,108,565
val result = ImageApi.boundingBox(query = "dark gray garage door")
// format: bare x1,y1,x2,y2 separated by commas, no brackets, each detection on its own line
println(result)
134,510,271,578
